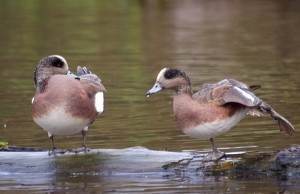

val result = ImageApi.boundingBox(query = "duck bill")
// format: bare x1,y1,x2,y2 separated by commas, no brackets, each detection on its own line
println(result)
67,70,76,77
146,83,163,97
67,71,80,79
99,83,107,93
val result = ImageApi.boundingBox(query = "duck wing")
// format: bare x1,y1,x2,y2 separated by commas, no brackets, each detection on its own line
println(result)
193,79,294,135
77,66,106,93
193,79,259,106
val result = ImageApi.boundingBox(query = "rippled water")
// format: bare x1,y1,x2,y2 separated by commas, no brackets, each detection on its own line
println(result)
0,0,299,193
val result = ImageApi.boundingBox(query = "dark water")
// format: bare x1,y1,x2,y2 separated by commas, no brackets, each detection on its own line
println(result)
0,0,300,193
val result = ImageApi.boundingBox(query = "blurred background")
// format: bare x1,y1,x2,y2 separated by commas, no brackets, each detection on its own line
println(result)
0,0,299,192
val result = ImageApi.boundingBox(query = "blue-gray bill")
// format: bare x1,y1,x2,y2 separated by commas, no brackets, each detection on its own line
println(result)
146,83,163,97
67,71,80,79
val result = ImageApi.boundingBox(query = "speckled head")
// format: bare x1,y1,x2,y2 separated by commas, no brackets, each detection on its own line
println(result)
147,68,192,96
34,55,69,92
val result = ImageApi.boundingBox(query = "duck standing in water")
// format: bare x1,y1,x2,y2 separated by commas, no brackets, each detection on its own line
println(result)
146,68,295,161
32,55,106,155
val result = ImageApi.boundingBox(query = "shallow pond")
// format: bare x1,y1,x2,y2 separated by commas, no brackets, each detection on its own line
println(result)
0,0,300,193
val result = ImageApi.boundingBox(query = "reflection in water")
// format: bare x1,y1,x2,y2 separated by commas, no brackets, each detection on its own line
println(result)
0,0,299,193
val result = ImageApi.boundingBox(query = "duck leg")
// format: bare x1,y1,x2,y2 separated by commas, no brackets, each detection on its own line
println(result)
203,138,225,161
48,135,67,156
50,135,56,150
259,101,295,135
48,135,57,155
71,130,90,153
82,130,87,148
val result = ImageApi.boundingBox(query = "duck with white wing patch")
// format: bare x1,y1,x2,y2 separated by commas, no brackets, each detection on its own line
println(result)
147,68,295,161
32,55,106,155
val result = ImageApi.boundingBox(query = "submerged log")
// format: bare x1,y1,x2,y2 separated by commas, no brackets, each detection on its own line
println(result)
0,145,299,179
163,145,300,178
0,146,192,175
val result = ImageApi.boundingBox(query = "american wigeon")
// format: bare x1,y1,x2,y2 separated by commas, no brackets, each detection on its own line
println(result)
32,55,106,154
146,68,295,161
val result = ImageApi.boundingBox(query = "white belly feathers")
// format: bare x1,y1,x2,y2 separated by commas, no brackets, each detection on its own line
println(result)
33,106,90,136
183,110,247,140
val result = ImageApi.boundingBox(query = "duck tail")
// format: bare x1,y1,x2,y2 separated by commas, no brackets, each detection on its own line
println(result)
77,66,92,76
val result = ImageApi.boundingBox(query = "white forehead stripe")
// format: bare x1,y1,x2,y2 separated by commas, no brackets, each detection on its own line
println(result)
156,68,167,81
95,92,104,113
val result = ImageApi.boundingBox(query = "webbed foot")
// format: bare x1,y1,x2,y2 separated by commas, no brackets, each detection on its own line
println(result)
48,149,68,156
203,150,225,162
71,146,91,154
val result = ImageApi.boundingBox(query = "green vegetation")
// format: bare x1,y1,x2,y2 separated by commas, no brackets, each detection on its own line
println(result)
0,141,8,149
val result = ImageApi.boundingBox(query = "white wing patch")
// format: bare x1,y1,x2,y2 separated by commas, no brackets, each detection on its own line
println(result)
95,92,104,113
31,97,35,104
234,86,255,103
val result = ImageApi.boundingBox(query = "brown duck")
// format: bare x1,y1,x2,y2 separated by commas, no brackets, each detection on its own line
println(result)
146,68,295,161
32,55,106,154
